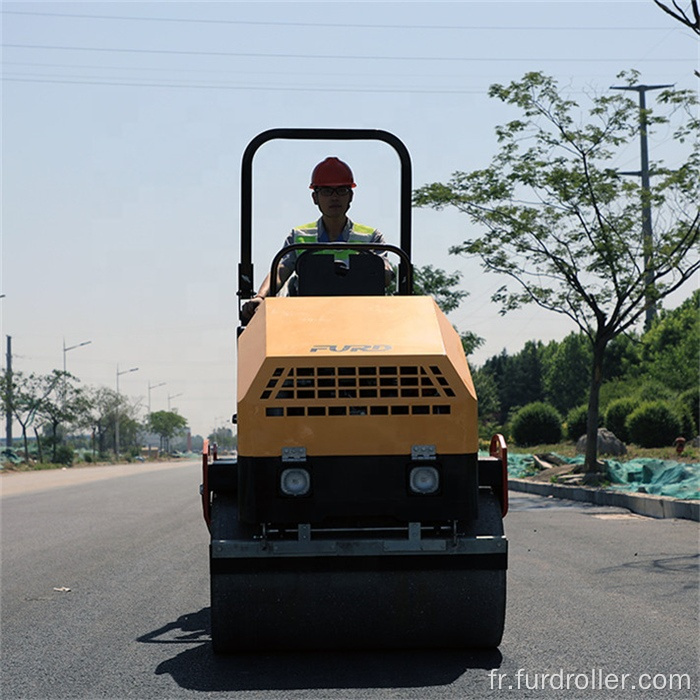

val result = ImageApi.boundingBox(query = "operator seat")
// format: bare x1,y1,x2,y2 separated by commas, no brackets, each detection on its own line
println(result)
295,252,386,296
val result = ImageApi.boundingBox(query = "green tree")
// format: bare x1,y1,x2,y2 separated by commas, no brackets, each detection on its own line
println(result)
413,71,699,475
544,333,592,414
149,410,188,453
0,370,50,461
481,341,545,423
34,370,87,463
640,290,699,392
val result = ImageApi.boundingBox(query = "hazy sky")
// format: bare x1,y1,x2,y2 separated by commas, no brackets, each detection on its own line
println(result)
2,1,697,437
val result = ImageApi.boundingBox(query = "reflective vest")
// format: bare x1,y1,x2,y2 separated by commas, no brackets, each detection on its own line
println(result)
292,221,376,264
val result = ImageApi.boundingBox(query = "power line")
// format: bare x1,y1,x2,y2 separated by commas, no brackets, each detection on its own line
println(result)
1,75,487,94
2,43,689,62
0,9,671,31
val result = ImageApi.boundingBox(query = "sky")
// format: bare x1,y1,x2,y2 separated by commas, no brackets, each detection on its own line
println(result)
1,1,698,438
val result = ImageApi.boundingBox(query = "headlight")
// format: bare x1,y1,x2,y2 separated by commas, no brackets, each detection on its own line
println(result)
409,466,439,495
280,468,311,496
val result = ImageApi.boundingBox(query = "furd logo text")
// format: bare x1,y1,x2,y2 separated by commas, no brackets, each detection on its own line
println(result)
309,344,392,353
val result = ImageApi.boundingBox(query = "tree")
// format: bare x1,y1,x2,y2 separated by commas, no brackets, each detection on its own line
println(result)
544,333,592,415
149,410,188,453
640,289,699,392
0,370,49,461
413,71,699,476
653,0,699,35
34,370,86,463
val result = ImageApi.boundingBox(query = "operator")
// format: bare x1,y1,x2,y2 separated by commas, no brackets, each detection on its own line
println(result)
241,157,393,322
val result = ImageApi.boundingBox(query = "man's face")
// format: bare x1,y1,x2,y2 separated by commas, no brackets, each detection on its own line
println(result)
312,186,353,218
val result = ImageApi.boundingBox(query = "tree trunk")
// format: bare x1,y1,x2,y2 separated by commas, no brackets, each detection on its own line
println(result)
33,426,44,463
51,421,59,462
584,338,608,475
20,424,29,461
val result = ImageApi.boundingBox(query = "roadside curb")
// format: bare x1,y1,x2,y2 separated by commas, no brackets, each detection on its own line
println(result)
508,478,699,522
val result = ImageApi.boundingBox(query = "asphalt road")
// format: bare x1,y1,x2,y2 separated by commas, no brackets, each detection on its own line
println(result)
1,461,698,700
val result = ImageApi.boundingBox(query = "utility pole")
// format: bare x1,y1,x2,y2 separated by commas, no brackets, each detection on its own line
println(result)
610,82,673,331
5,335,12,449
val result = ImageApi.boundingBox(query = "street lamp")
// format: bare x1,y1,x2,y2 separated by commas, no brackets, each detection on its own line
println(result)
115,364,139,458
167,393,183,411
62,338,92,406
148,381,167,415
63,338,92,376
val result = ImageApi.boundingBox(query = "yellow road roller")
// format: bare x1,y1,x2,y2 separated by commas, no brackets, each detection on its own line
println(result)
201,128,508,652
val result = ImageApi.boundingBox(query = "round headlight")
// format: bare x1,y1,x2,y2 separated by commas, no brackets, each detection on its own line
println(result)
280,468,311,496
409,466,439,494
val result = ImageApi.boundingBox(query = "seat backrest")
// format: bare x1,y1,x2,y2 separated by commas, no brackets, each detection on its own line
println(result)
296,253,385,296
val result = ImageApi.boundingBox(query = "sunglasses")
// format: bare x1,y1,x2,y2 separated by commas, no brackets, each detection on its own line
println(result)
315,186,352,197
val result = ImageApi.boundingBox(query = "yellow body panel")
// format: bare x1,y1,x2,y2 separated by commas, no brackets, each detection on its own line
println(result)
238,296,478,457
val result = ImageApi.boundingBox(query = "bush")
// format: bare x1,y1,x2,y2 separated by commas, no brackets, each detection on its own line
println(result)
565,404,589,442
626,401,682,448
677,387,699,436
605,398,639,443
53,444,74,466
511,402,563,447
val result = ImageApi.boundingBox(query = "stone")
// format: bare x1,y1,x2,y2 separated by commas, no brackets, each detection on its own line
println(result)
576,428,627,456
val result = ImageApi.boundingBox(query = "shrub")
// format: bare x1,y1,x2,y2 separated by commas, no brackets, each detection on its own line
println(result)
511,402,563,447
565,404,589,442
605,398,639,443
626,401,682,448
53,444,74,466
677,387,699,436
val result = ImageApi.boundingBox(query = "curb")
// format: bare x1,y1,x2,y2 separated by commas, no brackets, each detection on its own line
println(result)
508,478,699,522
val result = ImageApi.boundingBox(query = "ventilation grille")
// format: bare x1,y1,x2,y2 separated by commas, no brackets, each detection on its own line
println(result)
260,365,455,418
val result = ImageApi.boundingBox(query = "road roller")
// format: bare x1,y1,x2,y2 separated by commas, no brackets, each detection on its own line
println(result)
201,128,508,652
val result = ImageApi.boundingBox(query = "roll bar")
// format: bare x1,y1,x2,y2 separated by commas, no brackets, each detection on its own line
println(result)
238,128,413,303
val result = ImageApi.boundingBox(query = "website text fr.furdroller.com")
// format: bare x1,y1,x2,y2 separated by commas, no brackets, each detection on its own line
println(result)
488,668,692,693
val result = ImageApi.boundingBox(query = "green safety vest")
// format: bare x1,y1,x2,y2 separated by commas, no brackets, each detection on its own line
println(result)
292,221,376,264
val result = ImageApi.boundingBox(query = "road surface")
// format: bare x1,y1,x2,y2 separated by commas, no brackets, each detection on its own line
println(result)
1,461,697,699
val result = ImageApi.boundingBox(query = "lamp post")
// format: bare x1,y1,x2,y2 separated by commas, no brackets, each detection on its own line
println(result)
63,338,92,376
148,381,166,416
115,364,139,458
62,338,92,407
167,393,183,411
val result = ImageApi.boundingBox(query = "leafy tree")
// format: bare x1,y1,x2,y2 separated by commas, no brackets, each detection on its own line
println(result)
34,370,87,463
544,333,592,414
78,387,141,457
149,410,188,453
1,370,47,460
414,71,699,475
481,341,545,422
640,290,699,392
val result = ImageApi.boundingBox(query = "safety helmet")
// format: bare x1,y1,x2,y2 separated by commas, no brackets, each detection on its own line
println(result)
309,157,356,189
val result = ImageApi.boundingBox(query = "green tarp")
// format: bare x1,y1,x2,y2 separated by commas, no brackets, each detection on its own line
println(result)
500,452,700,500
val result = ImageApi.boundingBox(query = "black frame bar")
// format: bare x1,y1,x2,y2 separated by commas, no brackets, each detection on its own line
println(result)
238,128,413,302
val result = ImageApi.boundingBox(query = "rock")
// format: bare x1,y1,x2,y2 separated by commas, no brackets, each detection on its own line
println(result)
576,428,627,456
691,436,700,448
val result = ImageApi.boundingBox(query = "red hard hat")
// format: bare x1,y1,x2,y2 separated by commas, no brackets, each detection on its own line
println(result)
310,157,356,189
